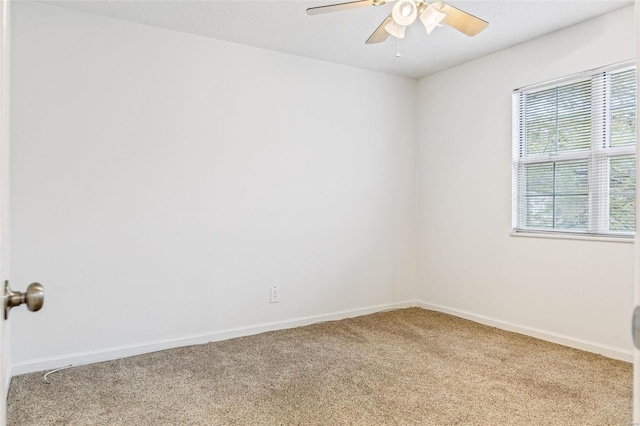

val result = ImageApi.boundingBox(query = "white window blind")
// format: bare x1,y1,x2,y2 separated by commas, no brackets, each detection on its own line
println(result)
512,62,637,238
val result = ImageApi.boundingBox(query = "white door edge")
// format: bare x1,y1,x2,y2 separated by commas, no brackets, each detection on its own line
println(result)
0,0,10,424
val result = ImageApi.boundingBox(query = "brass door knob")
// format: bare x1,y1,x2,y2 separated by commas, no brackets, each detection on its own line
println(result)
4,281,45,319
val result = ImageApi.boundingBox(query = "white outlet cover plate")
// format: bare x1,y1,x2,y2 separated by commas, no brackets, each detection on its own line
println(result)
270,286,281,303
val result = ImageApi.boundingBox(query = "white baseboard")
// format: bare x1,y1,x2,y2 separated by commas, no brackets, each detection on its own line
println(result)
10,300,417,376
12,299,631,377
415,301,633,362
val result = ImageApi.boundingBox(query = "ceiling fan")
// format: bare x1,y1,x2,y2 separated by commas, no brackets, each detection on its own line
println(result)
307,0,488,44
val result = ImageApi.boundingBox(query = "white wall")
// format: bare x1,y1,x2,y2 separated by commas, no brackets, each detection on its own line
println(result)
417,6,636,358
9,2,418,371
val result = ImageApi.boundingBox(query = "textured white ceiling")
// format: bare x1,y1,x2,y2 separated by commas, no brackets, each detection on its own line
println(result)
41,0,633,79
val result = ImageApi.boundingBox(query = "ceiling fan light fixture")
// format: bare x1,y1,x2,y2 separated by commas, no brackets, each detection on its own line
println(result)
391,0,417,26
419,5,446,34
384,19,406,39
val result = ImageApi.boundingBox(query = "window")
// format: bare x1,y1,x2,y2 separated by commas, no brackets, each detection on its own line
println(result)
512,62,637,239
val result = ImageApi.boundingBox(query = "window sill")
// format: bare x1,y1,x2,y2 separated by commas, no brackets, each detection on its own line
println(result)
510,231,634,243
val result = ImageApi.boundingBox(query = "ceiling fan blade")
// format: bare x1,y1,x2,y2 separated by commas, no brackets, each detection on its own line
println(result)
365,14,393,44
432,1,488,36
307,0,379,15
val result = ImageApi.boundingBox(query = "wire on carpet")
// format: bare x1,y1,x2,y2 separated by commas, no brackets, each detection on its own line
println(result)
43,365,73,384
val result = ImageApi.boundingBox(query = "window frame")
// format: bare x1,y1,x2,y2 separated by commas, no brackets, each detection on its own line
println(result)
511,60,637,241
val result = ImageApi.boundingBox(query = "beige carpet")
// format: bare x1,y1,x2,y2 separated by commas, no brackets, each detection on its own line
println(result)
7,308,632,425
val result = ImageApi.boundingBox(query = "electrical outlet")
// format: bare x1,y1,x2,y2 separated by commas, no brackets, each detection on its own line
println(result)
270,286,281,303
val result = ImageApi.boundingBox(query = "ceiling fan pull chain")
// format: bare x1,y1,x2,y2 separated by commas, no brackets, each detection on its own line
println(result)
395,37,401,58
